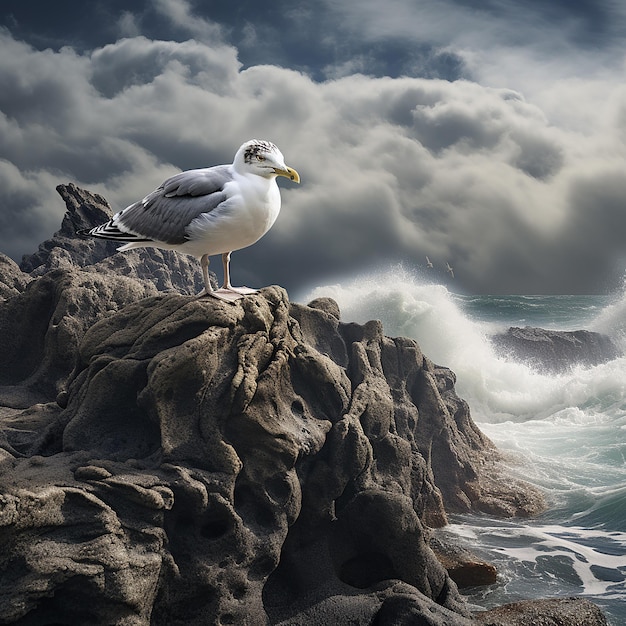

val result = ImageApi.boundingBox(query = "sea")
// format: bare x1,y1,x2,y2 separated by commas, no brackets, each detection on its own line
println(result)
299,268,626,625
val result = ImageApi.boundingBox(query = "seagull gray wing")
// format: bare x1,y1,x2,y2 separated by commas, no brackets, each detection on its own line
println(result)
115,165,233,244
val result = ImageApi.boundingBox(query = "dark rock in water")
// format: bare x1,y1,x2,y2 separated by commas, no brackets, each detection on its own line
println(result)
491,326,620,373
429,533,497,588
474,597,609,625
0,186,609,625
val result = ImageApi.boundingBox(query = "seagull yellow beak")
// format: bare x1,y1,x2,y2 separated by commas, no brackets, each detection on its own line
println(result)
274,166,300,183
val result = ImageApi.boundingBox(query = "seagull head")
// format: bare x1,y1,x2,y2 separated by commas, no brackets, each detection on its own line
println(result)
234,139,300,183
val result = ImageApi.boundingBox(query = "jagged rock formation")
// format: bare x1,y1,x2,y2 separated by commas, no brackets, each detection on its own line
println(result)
0,186,608,625
491,326,620,373
0,285,523,625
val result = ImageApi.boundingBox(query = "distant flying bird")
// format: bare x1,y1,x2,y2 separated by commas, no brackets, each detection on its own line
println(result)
80,140,300,301
425,256,433,269
446,262,454,279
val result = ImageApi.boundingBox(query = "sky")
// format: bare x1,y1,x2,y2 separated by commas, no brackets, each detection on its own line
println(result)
1,0,626,295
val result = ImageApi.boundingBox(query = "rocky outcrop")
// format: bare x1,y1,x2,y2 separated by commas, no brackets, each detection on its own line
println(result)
0,186,608,625
491,326,620,373
0,285,528,625
0,183,213,408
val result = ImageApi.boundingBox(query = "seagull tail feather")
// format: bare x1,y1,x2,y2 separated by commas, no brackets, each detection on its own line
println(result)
77,221,153,243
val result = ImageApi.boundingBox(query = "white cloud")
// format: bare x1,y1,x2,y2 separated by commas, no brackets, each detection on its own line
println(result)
90,36,240,97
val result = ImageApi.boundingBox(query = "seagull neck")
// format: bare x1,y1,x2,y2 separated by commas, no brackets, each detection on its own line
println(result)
233,169,276,187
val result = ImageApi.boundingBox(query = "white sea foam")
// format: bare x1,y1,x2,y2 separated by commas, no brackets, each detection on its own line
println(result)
589,287,626,352
302,268,626,426
445,520,626,605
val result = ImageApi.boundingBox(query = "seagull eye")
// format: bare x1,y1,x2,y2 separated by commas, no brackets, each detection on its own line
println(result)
256,154,266,162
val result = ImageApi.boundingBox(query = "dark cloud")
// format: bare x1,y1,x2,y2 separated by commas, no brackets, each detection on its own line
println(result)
0,161,64,261
330,0,626,53
0,0,468,82
496,0,618,46
0,1,146,50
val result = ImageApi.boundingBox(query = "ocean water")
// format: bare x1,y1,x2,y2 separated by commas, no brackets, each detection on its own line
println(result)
299,268,626,625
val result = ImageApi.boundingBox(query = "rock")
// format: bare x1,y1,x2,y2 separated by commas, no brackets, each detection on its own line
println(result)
491,326,620,373
306,296,341,320
0,267,156,409
0,253,31,300
0,183,225,410
430,533,497,588
474,597,609,625
0,186,609,625
20,183,118,273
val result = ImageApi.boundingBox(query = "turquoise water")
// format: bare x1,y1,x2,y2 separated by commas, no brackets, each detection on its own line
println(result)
300,269,626,625
457,293,612,330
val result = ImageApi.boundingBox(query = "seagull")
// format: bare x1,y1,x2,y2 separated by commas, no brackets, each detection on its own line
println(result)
425,256,433,269
80,140,300,301
446,262,454,279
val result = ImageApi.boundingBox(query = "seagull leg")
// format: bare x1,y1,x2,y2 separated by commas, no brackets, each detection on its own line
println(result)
196,253,242,302
200,254,212,295
221,251,233,290
215,251,258,296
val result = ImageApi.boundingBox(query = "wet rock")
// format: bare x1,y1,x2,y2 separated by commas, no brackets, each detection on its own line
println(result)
430,533,497,588
474,597,609,625
491,326,620,373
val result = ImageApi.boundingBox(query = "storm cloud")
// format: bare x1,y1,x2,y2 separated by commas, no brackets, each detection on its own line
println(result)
1,0,625,294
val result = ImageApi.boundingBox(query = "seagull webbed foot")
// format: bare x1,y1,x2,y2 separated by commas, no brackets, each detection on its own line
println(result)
193,285,258,302
213,288,247,301
222,285,258,295
194,288,244,302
